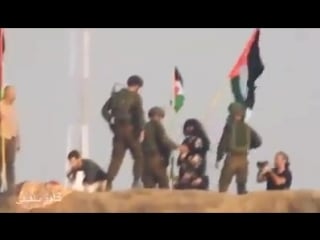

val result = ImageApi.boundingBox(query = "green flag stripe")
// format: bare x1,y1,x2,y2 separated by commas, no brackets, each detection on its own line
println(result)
174,95,185,112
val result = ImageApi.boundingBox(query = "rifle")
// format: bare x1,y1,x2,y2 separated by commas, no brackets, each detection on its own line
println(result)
111,82,125,96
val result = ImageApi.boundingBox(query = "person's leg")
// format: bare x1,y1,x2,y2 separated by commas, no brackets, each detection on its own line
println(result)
6,138,16,192
152,155,169,189
235,156,249,195
127,133,144,188
106,135,127,190
218,155,236,193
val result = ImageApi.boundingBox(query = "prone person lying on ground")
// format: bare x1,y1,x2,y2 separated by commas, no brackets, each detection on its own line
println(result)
66,150,107,193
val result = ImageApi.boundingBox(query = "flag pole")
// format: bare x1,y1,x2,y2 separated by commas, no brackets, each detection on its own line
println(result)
0,28,7,192
65,29,76,186
81,29,90,158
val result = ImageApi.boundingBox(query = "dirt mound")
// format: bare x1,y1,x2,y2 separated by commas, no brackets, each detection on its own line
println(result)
1,182,320,212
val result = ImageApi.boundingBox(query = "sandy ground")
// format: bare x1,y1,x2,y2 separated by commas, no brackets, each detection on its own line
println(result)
0,181,320,213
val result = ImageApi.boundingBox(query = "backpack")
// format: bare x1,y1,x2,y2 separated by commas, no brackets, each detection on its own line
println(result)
229,121,251,153
109,89,133,123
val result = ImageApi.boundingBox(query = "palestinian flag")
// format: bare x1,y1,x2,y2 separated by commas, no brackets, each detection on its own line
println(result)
228,29,265,112
172,66,185,112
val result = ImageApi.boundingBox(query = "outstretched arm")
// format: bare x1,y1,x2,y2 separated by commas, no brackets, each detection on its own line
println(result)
250,127,262,149
256,171,267,183
156,122,179,150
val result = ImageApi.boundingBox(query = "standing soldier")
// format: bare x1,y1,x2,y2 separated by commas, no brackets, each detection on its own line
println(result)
141,107,181,189
0,86,20,192
215,102,262,194
101,75,145,190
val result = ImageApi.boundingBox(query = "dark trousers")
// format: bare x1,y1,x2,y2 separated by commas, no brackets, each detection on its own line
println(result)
175,175,209,190
142,152,169,189
106,124,143,184
0,137,16,192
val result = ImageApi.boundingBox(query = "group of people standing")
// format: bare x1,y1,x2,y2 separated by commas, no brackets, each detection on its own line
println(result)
0,77,292,195
100,75,211,191
66,75,212,192
0,77,292,196
66,74,292,194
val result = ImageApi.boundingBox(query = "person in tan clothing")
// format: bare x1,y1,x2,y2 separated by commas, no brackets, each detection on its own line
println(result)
0,86,20,192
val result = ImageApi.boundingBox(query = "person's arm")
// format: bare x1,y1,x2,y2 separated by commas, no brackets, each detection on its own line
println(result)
16,114,21,151
256,170,267,183
134,94,146,133
284,170,292,189
66,169,77,182
266,170,291,186
250,127,262,149
216,124,229,163
16,133,21,151
156,122,179,150
101,97,112,123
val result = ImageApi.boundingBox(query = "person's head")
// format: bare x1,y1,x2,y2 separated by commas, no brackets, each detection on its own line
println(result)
228,102,246,121
67,150,83,169
274,151,290,169
183,119,200,136
148,106,165,122
3,85,16,104
183,118,210,151
127,75,144,92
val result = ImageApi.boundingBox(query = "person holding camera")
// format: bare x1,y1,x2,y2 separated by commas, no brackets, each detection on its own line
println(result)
257,151,292,190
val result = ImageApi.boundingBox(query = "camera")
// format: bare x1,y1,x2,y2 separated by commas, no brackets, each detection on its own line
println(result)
256,161,268,169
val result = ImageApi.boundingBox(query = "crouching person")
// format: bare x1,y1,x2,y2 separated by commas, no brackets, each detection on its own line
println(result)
66,150,107,193
141,107,181,189
174,143,209,190
174,119,210,190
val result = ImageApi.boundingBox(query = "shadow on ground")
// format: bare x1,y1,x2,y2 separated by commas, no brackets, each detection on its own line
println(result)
0,181,320,213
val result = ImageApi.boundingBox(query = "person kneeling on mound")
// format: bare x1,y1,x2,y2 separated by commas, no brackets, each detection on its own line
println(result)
174,119,210,190
66,150,107,193
174,149,209,190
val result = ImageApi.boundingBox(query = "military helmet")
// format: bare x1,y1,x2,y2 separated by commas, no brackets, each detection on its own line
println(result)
127,75,144,87
228,102,245,116
148,106,165,118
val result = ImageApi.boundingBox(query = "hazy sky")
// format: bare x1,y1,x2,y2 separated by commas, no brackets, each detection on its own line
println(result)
5,28,320,192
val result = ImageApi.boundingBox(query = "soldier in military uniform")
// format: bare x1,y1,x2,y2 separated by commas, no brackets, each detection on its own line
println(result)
215,102,262,194
101,75,145,190
141,107,181,189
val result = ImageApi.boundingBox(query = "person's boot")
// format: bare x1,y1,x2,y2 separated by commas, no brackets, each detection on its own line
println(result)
236,183,248,195
131,179,142,189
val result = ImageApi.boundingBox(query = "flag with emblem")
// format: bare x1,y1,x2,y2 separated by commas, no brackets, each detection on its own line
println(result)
172,66,185,112
228,28,265,116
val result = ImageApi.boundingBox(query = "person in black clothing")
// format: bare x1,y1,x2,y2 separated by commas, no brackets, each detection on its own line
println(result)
66,150,108,192
174,119,210,190
257,151,292,190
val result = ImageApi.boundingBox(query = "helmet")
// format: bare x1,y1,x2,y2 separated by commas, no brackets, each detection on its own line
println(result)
148,107,165,118
127,75,144,87
228,102,245,116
